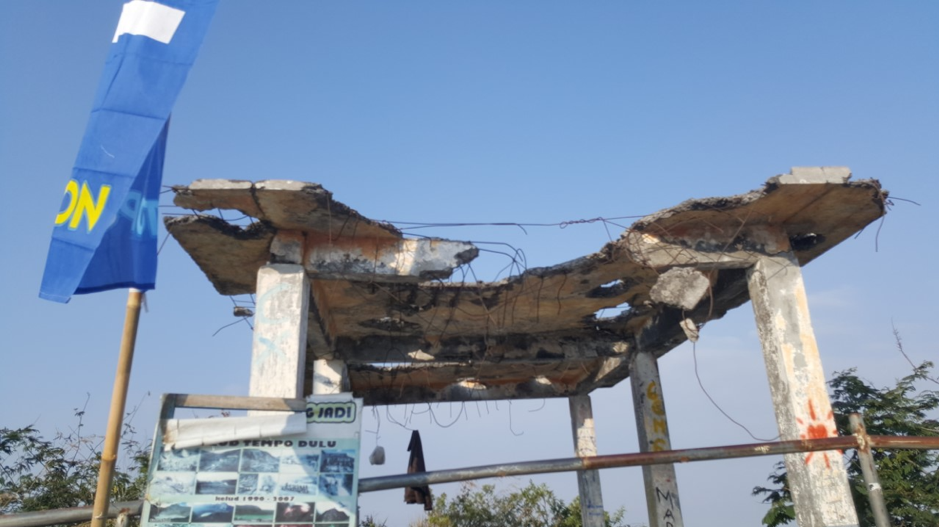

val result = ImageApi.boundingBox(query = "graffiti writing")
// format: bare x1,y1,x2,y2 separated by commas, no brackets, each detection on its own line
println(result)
646,380,669,451
655,485,681,527
252,283,292,371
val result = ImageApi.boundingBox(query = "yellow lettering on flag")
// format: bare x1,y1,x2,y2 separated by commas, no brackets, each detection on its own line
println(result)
55,180,80,226
55,180,112,232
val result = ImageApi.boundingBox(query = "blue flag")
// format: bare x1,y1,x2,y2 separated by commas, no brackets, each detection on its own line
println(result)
40,0,218,303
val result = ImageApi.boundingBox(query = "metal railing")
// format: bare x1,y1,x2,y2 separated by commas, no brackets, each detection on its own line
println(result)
2,394,935,527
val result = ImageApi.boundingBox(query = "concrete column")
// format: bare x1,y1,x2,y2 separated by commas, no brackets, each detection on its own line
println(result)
568,395,605,527
312,359,348,395
630,351,684,527
747,251,859,527
249,263,310,399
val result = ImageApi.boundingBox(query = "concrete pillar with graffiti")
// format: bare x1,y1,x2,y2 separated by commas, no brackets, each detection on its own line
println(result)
631,350,684,527
748,248,859,527
249,232,311,401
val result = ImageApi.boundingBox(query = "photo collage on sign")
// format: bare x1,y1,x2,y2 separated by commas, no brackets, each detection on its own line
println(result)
144,441,357,527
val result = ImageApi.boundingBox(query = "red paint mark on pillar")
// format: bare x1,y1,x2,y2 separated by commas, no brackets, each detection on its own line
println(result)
796,400,841,468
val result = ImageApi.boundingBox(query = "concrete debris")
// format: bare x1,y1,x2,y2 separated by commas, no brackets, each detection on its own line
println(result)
680,318,699,343
649,267,711,311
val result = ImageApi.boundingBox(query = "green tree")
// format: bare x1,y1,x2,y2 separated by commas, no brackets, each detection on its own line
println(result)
0,406,150,521
408,480,634,527
753,361,939,526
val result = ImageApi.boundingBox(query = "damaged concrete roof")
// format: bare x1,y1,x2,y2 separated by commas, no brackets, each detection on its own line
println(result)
165,168,887,405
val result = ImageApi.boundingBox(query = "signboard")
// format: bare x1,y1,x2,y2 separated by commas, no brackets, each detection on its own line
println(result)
142,395,363,527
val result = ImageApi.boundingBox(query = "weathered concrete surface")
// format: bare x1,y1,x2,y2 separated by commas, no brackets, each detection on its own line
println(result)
630,351,684,527
249,264,309,401
164,216,272,295
649,267,711,311
774,166,851,185
747,247,859,527
569,395,605,527
307,238,478,282
166,169,887,404
312,359,349,395
271,231,305,264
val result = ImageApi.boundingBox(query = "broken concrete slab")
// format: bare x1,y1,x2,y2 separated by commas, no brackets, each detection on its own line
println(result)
166,170,886,403
174,179,401,239
164,215,273,296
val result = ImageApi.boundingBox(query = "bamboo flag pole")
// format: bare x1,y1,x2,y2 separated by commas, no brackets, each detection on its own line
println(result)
90,289,144,527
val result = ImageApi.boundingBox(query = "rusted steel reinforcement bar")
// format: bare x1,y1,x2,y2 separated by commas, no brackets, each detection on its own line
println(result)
3,434,938,527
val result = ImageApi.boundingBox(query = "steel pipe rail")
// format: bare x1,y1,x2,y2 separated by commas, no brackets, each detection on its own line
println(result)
3,434,938,527
359,436,862,492
361,434,939,492
0,501,142,527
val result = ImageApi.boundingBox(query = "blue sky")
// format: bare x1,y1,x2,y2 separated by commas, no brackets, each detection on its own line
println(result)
1,1,937,525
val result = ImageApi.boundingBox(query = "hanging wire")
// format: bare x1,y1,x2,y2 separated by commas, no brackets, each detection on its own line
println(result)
380,214,647,232
507,401,523,436
692,340,779,442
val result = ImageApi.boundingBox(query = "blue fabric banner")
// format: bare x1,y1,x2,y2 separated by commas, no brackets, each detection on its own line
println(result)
40,0,218,303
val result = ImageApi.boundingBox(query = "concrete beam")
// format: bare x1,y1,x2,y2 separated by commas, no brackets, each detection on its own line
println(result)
326,334,631,364
630,351,684,527
569,395,605,527
305,238,478,282
249,264,310,400
348,361,596,405
622,224,792,271
747,247,859,527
